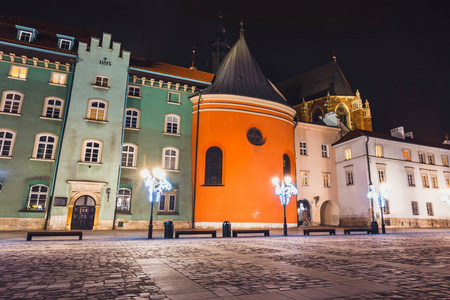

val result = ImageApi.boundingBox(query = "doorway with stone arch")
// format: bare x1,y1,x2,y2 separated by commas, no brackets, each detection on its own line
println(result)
297,199,312,226
71,195,96,230
320,200,339,226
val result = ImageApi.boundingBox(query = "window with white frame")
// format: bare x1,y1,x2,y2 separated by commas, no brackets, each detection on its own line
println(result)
421,172,429,188
87,100,107,121
128,86,141,97
163,147,178,170
426,202,434,216
442,155,448,167
27,184,48,210
125,109,140,128
430,174,438,188
427,153,435,165
299,141,307,155
383,199,390,214
122,144,137,167
418,152,425,163
158,191,177,212
346,171,354,185
165,114,180,134
300,171,308,186
323,173,331,188
168,92,180,104
50,72,67,85
34,134,56,159
321,144,329,158
44,98,63,119
82,140,102,163
378,169,386,183
18,30,32,42
94,75,109,87
9,65,28,79
345,148,352,160
406,169,415,186
375,145,383,158
117,188,131,213
59,39,72,50
411,201,419,215
1,92,23,114
403,149,411,161
0,130,15,156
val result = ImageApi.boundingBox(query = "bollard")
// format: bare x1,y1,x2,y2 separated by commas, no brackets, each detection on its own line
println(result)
222,221,231,237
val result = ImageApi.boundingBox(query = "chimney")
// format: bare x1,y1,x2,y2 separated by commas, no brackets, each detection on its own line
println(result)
405,132,414,139
390,126,405,139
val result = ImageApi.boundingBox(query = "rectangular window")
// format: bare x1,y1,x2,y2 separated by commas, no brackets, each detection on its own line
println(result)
427,153,435,165
168,92,180,103
442,155,448,167
431,175,438,188
94,75,109,87
375,145,383,158
378,169,386,183
383,199,390,214
346,171,354,185
426,202,434,216
411,201,419,215
18,30,32,42
421,173,429,188
407,173,415,186
321,144,329,158
59,39,72,50
301,171,308,186
403,149,411,161
418,152,425,163
323,173,331,188
158,192,176,212
9,65,28,79
50,72,67,85
128,86,141,97
299,142,307,156
345,148,352,160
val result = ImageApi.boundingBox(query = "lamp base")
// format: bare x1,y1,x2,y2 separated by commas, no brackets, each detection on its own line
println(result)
371,221,379,234
147,224,153,239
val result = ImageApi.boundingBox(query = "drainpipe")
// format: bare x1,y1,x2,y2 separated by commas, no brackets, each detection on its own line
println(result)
192,94,202,229
44,62,75,230
112,72,130,230
366,136,378,233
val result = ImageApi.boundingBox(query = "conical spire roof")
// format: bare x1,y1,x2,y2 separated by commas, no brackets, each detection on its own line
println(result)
202,30,288,105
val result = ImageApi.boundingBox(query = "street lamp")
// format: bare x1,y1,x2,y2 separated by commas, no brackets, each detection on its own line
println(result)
141,168,172,239
272,176,298,236
367,183,388,234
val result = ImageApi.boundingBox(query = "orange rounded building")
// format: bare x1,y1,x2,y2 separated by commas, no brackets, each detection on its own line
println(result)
191,29,297,228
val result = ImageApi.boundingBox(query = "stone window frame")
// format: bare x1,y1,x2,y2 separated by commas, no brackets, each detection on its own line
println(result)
117,188,132,213
375,145,383,158
300,171,309,186
442,155,449,167
430,171,439,189
427,153,435,165
81,139,103,164
162,147,179,171
128,85,141,98
125,108,140,129
58,38,72,50
27,184,48,210
158,190,178,213
164,114,180,135
167,92,181,104
418,152,426,163
122,143,137,168
0,129,16,157
403,149,411,161
32,133,58,160
1,90,24,115
8,65,28,80
299,141,307,156
42,97,64,119
86,99,109,122
323,172,331,188
426,202,434,216
49,72,67,85
93,75,109,88
18,30,32,42
405,167,415,187
204,146,223,186
411,201,419,215
420,170,430,188
345,148,352,160
321,144,329,158
377,164,387,183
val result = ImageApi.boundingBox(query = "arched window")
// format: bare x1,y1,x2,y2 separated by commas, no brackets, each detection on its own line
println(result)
311,107,323,123
205,146,223,185
163,147,178,170
283,154,291,177
33,133,58,159
0,130,15,156
87,99,108,121
117,188,132,213
122,143,137,167
44,97,64,119
125,108,140,128
165,114,180,134
27,184,48,210
1,91,23,114
82,139,102,163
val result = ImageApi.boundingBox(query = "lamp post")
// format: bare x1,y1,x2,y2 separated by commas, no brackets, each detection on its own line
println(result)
367,183,388,234
141,168,172,239
272,176,298,236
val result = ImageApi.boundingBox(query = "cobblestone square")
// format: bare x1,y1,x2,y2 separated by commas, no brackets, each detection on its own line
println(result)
0,228,449,299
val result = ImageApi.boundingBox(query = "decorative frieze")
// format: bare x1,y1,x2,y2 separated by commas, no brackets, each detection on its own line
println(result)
0,52,72,72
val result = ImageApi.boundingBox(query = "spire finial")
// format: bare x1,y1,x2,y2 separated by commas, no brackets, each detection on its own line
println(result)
240,18,244,38
332,50,337,62
190,46,197,70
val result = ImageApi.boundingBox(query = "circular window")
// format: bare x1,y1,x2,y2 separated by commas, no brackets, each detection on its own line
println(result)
247,127,265,145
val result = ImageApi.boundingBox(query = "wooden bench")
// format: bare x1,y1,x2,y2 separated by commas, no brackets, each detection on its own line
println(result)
303,228,336,235
27,231,83,241
344,228,373,235
232,229,270,237
175,230,216,238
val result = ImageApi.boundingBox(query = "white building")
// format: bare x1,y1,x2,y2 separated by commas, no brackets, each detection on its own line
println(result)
333,127,450,228
295,116,343,226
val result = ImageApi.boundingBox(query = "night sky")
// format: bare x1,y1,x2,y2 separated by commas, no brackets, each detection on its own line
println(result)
3,0,449,143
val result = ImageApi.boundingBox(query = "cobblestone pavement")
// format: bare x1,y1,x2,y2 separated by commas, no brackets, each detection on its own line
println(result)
0,228,449,299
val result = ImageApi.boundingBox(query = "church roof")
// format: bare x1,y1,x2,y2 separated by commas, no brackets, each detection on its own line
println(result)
201,31,288,105
276,61,355,106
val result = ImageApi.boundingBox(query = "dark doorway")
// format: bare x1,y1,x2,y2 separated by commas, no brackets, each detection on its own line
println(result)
71,196,96,230
297,200,311,226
